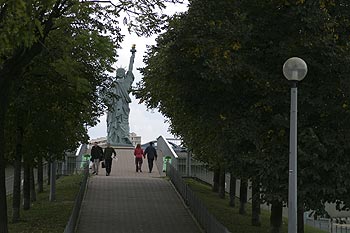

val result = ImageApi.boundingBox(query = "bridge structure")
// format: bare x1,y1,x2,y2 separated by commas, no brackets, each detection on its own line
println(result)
75,136,202,233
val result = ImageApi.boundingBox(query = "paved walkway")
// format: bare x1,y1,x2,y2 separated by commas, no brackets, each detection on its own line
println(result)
76,149,201,233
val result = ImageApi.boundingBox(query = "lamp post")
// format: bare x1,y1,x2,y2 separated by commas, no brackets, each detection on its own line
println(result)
283,57,307,233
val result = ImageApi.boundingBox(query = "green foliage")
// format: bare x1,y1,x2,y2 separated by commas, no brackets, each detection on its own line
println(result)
138,0,350,216
3,1,121,162
0,0,44,60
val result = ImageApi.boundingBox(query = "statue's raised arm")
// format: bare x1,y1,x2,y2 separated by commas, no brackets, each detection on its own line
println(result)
128,44,136,72
123,44,136,89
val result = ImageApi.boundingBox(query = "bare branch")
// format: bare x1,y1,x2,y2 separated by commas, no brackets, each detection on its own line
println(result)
80,0,118,8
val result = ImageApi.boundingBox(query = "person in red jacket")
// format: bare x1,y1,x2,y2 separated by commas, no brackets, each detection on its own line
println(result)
134,144,144,172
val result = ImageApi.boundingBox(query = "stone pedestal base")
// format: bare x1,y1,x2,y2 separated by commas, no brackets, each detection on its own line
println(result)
100,143,134,150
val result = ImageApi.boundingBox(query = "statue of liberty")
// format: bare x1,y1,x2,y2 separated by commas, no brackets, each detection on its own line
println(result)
107,45,136,146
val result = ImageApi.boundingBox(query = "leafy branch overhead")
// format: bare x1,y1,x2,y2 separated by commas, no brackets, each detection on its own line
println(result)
81,0,186,36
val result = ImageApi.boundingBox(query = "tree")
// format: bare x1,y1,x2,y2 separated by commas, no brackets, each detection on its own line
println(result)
0,0,184,231
137,1,350,233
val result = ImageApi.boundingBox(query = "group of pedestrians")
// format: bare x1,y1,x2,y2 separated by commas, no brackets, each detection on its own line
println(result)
90,142,116,176
134,141,157,173
90,141,158,175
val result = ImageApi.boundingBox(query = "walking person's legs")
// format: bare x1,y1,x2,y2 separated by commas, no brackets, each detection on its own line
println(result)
105,159,112,176
135,158,139,172
139,158,142,172
135,158,143,172
106,159,111,175
93,159,99,174
148,158,154,173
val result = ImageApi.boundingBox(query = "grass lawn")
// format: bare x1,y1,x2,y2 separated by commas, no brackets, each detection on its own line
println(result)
184,178,326,233
7,174,83,233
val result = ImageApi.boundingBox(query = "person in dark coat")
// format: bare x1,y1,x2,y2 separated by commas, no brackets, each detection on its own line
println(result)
103,143,117,176
90,142,103,175
143,141,157,173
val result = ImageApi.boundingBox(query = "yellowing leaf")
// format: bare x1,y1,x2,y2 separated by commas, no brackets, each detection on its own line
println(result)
220,114,226,120
232,42,241,51
223,50,230,59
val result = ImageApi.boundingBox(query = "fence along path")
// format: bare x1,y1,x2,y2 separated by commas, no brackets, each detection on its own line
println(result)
76,148,201,233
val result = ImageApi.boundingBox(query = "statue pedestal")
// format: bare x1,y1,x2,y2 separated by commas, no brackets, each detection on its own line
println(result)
100,142,134,150
111,144,135,150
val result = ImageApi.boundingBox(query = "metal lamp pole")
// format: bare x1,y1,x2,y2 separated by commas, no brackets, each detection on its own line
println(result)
283,57,307,233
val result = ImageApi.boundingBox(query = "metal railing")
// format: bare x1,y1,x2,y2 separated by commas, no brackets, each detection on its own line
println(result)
332,224,350,233
5,163,50,196
166,163,231,233
5,158,87,196
305,218,330,232
64,163,89,233
64,144,89,233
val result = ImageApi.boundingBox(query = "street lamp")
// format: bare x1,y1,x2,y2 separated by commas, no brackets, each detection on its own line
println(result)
283,57,307,233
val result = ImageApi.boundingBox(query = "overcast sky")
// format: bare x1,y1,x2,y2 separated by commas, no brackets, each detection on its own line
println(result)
88,2,188,143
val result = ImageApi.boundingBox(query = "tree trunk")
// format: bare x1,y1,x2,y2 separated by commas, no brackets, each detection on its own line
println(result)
0,138,8,232
49,159,56,202
297,204,304,233
251,180,261,226
0,134,8,233
212,168,220,192
30,167,36,202
47,160,51,185
270,201,283,233
239,178,248,215
12,126,23,223
22,160,30,210
229,172,236,207
218,168,226,199
0,78,10,233
37,156,43,193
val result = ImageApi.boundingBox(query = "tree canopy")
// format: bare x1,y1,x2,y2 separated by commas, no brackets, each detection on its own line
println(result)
137,0,350,228
0,0,185,231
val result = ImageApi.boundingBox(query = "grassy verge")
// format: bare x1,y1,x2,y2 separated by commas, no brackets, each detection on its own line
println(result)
184,178,326,233
7,174,83,233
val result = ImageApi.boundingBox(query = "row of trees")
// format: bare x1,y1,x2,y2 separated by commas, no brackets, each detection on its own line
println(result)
136,0,350,232
0,0,184,232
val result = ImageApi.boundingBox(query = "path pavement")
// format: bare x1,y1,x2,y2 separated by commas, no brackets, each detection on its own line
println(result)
76,149,201,233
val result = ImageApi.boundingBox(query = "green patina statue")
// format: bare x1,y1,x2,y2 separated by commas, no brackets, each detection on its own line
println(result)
107,45,136,146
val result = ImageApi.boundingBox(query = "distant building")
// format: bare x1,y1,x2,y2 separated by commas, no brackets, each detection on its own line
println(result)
130,132,141,147
89,132,141,148
89,137,107,146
